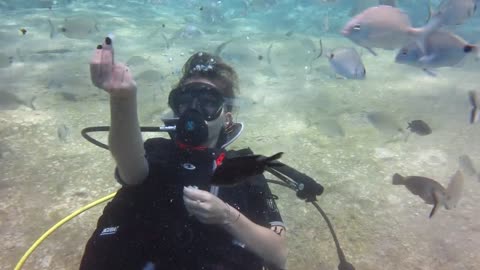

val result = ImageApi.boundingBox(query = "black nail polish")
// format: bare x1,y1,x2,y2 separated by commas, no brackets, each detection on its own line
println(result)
105,37,112,45
97,45,102,49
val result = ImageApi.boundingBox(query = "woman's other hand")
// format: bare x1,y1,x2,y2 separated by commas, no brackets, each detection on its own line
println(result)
183,186,236,225
90,37,137,97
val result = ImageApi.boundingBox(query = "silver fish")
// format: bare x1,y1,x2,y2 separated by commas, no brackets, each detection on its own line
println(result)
427,0,477,28
459,154,480,182
393,173,447,218
395,30,478,71
367,111,404,136
327,47,366,79
444,170,464,209
342,5,428,55
57,124,70,143
49,17,99,40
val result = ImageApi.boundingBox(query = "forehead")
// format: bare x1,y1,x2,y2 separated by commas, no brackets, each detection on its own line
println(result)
184,77,218,88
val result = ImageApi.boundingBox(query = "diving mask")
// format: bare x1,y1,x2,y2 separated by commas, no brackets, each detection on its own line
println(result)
168,82,225,121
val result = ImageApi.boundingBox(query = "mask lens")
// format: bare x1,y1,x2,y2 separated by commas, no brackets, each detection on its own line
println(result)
171,83,224,120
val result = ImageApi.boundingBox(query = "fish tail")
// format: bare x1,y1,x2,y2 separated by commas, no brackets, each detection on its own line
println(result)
469,91,479,124
424,0,432,23
429,190,442,218
160,33,170,49
470,106,479,124
27,96,36,110
48,19,56,39
392,173,405,185
429,202,439,218
411,14,442,54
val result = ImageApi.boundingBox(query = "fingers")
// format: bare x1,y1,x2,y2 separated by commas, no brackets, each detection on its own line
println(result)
100,37,114,82
90,37,114,90
112,63,136,88
183,186,211,201
184,196,201,212
89,45,104,88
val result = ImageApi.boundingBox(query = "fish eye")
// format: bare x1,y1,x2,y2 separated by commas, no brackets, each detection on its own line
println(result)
401,49,408,55
353,24,361,31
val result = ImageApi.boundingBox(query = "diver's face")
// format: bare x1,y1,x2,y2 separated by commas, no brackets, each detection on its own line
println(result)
175,78,231,148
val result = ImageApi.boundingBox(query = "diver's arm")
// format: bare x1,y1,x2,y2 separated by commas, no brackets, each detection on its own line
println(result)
222,206,287,269
109,92,149,185
89,37,149,185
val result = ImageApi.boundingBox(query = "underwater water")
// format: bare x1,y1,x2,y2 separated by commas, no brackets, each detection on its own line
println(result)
1,0,480,269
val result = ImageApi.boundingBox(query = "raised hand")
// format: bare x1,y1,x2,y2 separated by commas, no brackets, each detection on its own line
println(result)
90,37,137,97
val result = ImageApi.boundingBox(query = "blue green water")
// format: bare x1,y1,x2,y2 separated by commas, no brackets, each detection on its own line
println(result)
1,0,479,269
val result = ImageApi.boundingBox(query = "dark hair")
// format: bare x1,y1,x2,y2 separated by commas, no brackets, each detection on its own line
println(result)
173,52,239,112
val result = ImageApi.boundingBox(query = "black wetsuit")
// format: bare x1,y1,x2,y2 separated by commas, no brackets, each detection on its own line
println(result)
80,137,284,270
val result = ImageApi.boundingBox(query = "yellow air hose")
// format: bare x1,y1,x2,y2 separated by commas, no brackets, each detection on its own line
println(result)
14,192,117,270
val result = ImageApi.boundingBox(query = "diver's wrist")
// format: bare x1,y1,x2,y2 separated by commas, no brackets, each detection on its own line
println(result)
223,203,240,226
109,86,137,99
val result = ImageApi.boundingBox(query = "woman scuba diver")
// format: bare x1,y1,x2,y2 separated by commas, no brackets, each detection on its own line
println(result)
80,36,287,270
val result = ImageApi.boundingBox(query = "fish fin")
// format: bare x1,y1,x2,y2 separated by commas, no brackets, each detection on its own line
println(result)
469,91,479,124
421,68,437,77
315,39,323,60
364,47,377,56
392,173,405,185
418,54,436,65
429,191,441,218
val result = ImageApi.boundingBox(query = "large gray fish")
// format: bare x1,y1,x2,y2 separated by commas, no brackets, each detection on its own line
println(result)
327,47,366,80
392,170,464,218
395,30,479,73
342,5,431,55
